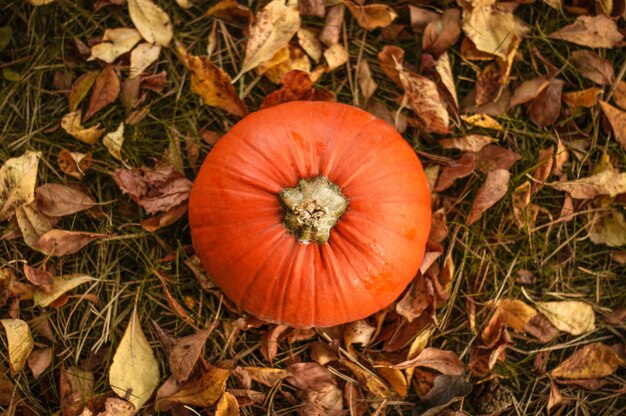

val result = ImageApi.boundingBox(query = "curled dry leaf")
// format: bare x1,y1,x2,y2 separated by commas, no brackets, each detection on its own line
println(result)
562,87,602,108
205,0,254,29
130,42,161,79
548,169,626,199
128,0,173,47
422,8,461,56
69,71,99,112
157,366,229,410
529,78,564,128
548,15,623,48
551,342,625,379
103,122,125,162
88,28,142,63
261,324,288,363
84,65,121,121
27,347,52,379
589,208,626,247
33,274,93,307
434,153,475,192
261,45,310,84
340,359,392,399
297,28,322,63
141,201,188,232
398,68,449,134
109,309,160,410
241,0,300,74
0,319,34,373
177,44,248,117
23,264,54,292
324,43,349,71
537,301,596,336
509,76,549,108
169,327,215,382
58,150,92,180
571,50,615,85
599,101,626,151
343,319,375,349
345,1,398,31
35,183,96,217
390,347,465,376
435,52,459,110
320,4,344,46
461,113,502,130
467,169,510,225
61,111,105,144
16,203,53,247
377,45,404,86
0,150,40,222
31,230,105,256
440,135,495,153
357,60,377,102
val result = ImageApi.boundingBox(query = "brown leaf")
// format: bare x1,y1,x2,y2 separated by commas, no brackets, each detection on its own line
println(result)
357,60,377,101
320,4,344,46
531,146,554,193
31,230,106,256
548,169,626,199
261,70,316,108
529,78,564,128
547,380,563,412
177,44,248,117
287,362,336,391
205,0,254,29
298,0,325,17
614,81,626,110
57,150,92,180
345,1,398,31
60,366,94,416
340,359,392,399
509,76,550,108
399,69,449,134
551,342,625,379
413,375,472,416
343,320,375,349
16,203,54,246
422,8,461,55
95,398,135,415
396,274,433,323
23,264,54,293
169,326,215,382
522,313,559,343
35,184,96,217
467,169,510,225
69,71,99,112
434,153,475,192
600,101,626,151
391,347,465,376
440,135,496,153
156,366,229,410
261,324,288,363
344,383,367,416
548,15,623,48
557,378,610,391
141,201,188,232
562,87,602,108
572,50,615,85
377,45,404,86
475,64,501,106
409,6,438,33
84,65,121,121
475,145,520,173
27,347,52,379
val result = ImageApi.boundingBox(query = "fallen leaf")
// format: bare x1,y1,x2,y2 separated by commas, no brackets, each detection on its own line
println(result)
399,68,449,134
412,375,472,416
434,153,476,192
357,60,377,101
0,319,34,373
33,274,93,307
129,42,161,79
345,1,398,31
475,64,501,106
35,184,96,217
440,135,496,152
531,146,554,193
589,208,626,247
15,203,53,246
547,380,562,412
511,181,537,228
141,201,188,232
522,313,560,343
157,365,229,410
377,45,404,86
89,28,142,63
177,44,248,117
261,324,288,363
390,347,465,376
320,4,344,46
340,359,392,399
562,88,602,108
509,76,550,108
23,264,54,292
422,8,461,55
571,50,615,85
0,150,41,222
529,77,564,128
557,378,610,390
110,309,159,410
243,367,289,387
435,52,459,109
61,366,94,416
548,169,626,199
548,15,623,48
298,0,325,17
169,327,214,382
344,382,367,416
467,169,510,225
97,398,135,416
551,342,624,379
600,101,626,151
496,299,538,332
84,65,121,121
262,45,310,84
297,27,322,63
57,150,92,180
28,0,55,5
460,36,495,61
241,0,300,74
128,0,173,47
324,43,348,71
409,6,438,33
537,301,596,336
102,122,125,162
69,71,99,112
461,113,502,130
396,274,433,322
614,81,626,109
344,320,375,349
61,111,105,144
27,347,52,379
31,230,105,256
215,391,239,416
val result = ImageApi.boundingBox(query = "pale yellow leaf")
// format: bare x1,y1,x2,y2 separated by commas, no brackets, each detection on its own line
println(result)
103,122,125,162
537,301,596,336
128,0,173,47
440,135,496,152
435,52,458,108
1,319,34,373
0,150,41,221
109,309,160,410
356,60,377,101
33,274,94,307
323,43,348,71
61,111,105,144
589,208,626,247
89,28,142,64
297,28,322,63
548,15,623,48
548,169,626,199
130,42,161,79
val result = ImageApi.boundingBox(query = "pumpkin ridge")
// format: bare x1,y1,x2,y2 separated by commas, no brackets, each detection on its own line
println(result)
318,244,351,324
274,243,305,324
233,132,296,187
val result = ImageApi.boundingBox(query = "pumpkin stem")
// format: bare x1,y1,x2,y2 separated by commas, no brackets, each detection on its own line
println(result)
279,176,348,244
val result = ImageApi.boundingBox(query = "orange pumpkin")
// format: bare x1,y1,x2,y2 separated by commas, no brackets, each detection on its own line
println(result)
189,101,431,327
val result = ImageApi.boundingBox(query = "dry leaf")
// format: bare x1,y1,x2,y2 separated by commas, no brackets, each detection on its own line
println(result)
33,274,93,307
391,347,465,376
177,44,247,117
169,327,214,382
297,28,322,63
523,313,560,343
243,367,289,387
261,324,288,363
61,111,105,144
241,0,300,74
0,150,41,222
547,380,562,412
509,76,550,108
344,320,375,349
205,0,254,29
562,87,602,108
69,71,99,112
589,208,626,247
103,122,125,162
409,6,438,32
130,42,161,79
396,274,433,322
496,299,538,332
531,146,554,193
413,375,472,416
109,309,160,410
435,52,459,109
23,264,54,292
548,15,623,48
0,319,34,373
345,1,398,31
84,65,121,121
324,43,348,71
298,0,325,17
548,169,626,199
61,366,94,416
572,50,615,85
157,366,229,409
141,201,188,232
88,28,142,63
600,101,626,150
128,0,173,47
434,153,475,192
340,359,392,399
614,81,626,109
461,113,502,130
35,184,96,217
31,230,106,256
529,78,564,128
27,347,52,379
320,4,344,46
551,342,624,379
537,301,596,336
377,45,403,86
262,45,310,84
423,9,462,56
467,169,510,225
215,391,239,416
96,398,135,416
16,203,53,247
375,364,407,397
357,60,377,101
440,135,495,152
399,69,449,134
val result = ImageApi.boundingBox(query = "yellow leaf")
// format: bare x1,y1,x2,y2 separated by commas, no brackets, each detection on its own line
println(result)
548,169,626,199
27,0,55,5
497,299,537,332
33,274,94,307
89,28,142,64
157,366,229,409
600,101,626,151
562,88,602,108
128,0,173,47
589,208,626,247
109,309,160,409
340,359,393,399
297,28,322,63
323,43,348,71
0,150,41,221
215,391,239,416
61,111,105,144
461,113,502,130
537,301,595,336
552,342,625,379
130,42,161,79
103,122,125,162
243,367,289,386
261,46,311,84
345,1,398,31
1,319,34,373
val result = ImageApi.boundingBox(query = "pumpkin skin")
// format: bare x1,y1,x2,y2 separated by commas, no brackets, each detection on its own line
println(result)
189,101,431,327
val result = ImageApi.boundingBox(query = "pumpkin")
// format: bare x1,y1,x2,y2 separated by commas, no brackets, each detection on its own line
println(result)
189,101,431,327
